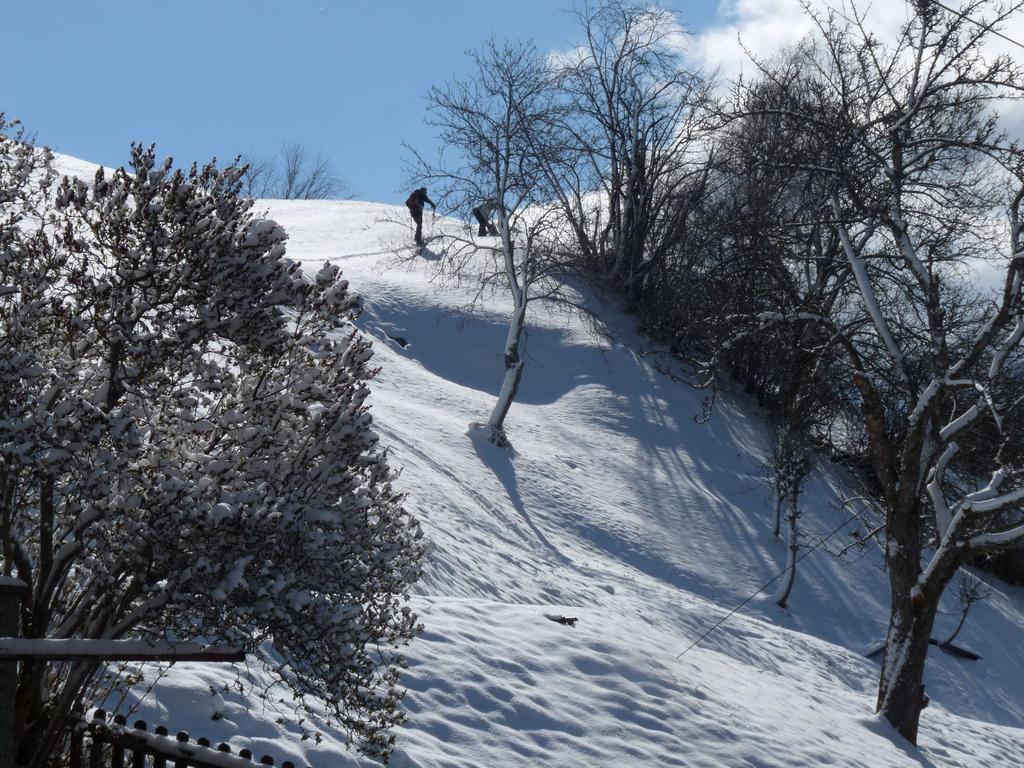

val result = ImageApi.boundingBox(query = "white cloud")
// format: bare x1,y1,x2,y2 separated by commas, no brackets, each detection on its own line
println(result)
691,0,1024,115
689,0,812,81
999,101,1024,140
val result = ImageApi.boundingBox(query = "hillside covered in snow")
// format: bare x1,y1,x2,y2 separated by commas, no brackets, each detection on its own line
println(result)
48,159,1020,768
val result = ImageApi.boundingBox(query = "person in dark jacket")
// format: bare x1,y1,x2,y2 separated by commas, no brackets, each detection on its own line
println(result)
406,187,436,245
471,198,500,236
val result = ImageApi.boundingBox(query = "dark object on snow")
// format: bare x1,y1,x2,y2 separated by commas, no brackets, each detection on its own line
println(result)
471,198,500,236
546,614,579,627
406,187,436,245
387,334,409,348
932,639,982,660
865,638,980,661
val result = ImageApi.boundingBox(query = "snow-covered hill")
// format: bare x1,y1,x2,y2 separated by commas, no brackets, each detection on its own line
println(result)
56,156,1024,766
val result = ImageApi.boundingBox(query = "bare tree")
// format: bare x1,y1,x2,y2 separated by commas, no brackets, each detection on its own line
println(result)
241,142,348,199
551,0,716,303
408,39,584,446
772,425,812,608
737,0,1024,743
940,572,991,649
239,151,279,198
681,58,856,608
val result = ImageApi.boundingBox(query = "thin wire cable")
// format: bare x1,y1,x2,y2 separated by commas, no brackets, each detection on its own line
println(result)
673,510,863,661
930,0,1024,52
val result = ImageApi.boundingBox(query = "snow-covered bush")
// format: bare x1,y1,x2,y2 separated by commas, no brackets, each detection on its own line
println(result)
0,131,422,764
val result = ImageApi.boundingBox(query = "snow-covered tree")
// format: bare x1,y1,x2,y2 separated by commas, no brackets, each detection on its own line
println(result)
735,1,1024,744
0,134,422,765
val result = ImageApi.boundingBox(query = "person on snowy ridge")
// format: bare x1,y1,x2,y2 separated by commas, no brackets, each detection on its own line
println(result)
471,197,500,236
406,186,436,246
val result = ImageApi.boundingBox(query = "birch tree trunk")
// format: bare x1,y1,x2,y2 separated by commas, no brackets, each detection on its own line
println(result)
486,304,526,444
486,225,527,444
776,493,799,609
772,487,784,539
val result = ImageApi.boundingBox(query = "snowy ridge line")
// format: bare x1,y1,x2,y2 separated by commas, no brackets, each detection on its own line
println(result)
674,510,863,661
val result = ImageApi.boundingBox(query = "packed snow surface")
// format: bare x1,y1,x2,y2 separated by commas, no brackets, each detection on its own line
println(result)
52,154,1024,767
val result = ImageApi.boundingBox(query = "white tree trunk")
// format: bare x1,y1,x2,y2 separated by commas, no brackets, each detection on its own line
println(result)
483,215,527,445
486,298,527,443
776,495,799,609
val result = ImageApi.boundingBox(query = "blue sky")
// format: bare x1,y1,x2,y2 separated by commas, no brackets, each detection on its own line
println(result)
2,1,722,204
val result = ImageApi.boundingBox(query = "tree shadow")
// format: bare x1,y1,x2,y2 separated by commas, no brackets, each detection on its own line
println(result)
418,245,441,261
467,425,571,567
856,714,940,768
358,296,599,406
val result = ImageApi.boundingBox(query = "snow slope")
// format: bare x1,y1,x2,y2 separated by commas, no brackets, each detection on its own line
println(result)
53,154,1024,767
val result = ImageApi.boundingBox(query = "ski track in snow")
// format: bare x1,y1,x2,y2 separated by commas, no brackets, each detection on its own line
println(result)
47,161,1023,768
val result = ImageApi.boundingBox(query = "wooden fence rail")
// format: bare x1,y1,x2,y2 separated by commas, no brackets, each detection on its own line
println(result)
69,709,311,768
